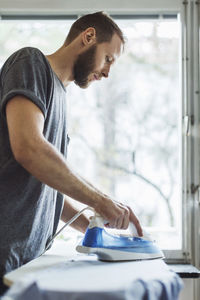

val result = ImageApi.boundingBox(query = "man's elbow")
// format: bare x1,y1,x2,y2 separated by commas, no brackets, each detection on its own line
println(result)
11,140,37,167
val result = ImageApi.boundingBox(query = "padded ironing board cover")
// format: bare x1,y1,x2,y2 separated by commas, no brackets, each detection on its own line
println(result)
3,259,183,300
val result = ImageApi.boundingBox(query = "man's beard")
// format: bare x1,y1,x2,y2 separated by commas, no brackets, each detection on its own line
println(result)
73,44,97,89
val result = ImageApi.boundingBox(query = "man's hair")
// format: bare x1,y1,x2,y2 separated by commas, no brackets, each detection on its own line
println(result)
64,11,125,45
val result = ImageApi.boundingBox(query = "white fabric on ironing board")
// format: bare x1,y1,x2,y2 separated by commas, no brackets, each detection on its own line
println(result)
3,240,183,300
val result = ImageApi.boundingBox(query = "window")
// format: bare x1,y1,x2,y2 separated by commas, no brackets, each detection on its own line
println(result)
0,1,199,265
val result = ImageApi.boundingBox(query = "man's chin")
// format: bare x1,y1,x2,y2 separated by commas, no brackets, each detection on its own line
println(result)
74,79,90,89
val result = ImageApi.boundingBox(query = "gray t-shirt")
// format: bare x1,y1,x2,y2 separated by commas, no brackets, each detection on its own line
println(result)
0,47,68,276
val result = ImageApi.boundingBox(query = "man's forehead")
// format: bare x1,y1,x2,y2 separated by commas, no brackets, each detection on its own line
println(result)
105,34,124,58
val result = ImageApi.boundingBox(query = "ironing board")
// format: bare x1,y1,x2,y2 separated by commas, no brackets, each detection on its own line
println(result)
3,240,183,300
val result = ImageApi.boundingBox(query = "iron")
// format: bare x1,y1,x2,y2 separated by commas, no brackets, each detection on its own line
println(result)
76,214,164,261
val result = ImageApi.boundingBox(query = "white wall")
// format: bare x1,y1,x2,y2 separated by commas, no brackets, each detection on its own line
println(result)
0,0,180,15
179,279,200,300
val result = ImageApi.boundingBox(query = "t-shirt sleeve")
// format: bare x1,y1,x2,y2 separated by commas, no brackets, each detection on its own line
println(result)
0,55,51,118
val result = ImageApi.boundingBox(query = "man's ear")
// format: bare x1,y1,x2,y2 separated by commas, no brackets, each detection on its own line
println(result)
82,27,96,46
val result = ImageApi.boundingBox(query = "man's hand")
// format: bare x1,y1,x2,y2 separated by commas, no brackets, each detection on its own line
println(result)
94,198,143,236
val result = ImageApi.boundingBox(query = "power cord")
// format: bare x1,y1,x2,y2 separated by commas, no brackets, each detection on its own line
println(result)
42,206,94,255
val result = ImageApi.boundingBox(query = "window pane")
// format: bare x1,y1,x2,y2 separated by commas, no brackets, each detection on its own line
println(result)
0,20,73,63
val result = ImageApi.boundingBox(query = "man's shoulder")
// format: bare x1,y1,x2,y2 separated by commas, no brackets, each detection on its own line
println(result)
9,47,47,65
1,47,51,79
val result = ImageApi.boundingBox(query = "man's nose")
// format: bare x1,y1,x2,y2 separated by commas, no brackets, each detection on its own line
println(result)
101,65,110,78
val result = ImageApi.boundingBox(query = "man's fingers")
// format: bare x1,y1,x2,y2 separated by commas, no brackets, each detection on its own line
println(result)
104,206,130,229
128,208,143,236
121,207,130,229
116,206,130,229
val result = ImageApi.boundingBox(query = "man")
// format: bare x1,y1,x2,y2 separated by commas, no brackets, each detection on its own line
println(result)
0,12,142,295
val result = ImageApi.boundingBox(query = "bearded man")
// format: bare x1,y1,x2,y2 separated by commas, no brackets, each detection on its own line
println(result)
0,11,142,295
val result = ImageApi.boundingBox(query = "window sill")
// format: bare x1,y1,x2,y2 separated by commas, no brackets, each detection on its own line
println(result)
167,264,200,278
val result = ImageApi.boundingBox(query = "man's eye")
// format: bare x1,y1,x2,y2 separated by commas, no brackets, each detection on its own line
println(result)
106,56,112,63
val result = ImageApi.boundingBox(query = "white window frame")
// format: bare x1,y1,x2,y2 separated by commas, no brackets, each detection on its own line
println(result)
0,0,199,266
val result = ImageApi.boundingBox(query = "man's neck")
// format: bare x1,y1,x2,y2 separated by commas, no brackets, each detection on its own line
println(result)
45,44,76,87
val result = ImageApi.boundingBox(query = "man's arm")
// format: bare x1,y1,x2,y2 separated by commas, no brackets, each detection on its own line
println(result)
6,96,142,235
61,197,89,233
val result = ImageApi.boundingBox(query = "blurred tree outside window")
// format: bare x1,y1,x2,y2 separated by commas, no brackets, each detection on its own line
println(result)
0,17,181,250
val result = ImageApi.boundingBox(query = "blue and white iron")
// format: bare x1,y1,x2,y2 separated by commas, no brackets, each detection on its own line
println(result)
76,214,164,261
